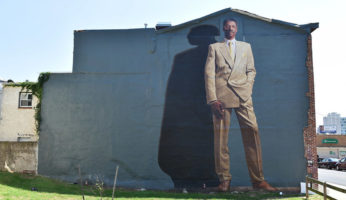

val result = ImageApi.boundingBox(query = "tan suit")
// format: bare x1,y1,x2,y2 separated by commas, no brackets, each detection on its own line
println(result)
205,41,265,184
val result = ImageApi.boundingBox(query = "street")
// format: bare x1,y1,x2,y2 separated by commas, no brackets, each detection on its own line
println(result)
317,168,346,199
318,168,346,186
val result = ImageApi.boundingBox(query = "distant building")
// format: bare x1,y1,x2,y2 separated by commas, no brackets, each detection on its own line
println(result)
323,112,341,134
318,125,337,134
341,117,346,135
316,135,346,159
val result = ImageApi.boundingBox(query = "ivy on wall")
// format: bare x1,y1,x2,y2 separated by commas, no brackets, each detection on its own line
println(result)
4,72,50,135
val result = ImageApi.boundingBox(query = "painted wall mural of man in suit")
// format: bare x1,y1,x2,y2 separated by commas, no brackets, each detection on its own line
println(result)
204,19,277,192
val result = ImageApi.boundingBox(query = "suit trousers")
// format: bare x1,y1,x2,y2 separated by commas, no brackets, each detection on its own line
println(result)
213,101,265,184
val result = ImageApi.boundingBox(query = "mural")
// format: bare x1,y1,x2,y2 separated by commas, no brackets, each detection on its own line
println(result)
38,9,316,190
159,19,276,191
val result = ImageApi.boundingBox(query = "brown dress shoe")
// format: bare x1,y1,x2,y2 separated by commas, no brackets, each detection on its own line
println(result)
217,180,230,192
253,181,277,192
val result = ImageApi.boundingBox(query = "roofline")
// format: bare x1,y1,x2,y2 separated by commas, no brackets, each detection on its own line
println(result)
299,22,319,33
157,7,318,34
74,28,156,32
156,8,231,33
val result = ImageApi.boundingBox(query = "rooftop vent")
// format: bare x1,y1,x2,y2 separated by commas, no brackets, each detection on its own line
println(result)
156,22,171,30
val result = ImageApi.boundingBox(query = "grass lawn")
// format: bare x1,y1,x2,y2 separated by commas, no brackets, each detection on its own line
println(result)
0,172,323,200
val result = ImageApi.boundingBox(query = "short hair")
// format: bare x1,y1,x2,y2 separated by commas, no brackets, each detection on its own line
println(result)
223,18,238,26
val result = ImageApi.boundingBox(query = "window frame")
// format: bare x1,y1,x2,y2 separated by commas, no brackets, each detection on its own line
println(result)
18,92,33,108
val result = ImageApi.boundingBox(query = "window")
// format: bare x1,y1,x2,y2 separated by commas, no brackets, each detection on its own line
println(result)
19,92,33,108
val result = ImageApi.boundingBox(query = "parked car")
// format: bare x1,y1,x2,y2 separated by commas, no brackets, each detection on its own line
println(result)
317,157,324,163
336,157,346,171
318,158,339,169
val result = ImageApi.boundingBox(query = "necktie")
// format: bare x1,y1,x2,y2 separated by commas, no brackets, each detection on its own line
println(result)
229,42,234,62
229,42,232,56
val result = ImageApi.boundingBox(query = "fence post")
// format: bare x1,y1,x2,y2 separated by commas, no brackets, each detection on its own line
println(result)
306,176,309,199
323,182,327,200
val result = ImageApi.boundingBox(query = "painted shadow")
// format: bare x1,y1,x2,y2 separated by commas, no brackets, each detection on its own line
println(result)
158,25,220,188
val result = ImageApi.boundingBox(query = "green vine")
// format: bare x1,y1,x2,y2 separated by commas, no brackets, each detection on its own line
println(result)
5,72,50,135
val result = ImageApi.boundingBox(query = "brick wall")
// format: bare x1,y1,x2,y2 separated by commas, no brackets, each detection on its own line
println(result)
303,34,318,179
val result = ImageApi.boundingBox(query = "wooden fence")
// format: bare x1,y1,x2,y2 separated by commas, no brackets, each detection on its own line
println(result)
306,176,346,200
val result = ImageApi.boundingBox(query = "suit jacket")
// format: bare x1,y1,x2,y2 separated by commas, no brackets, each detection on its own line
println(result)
205,40,256,108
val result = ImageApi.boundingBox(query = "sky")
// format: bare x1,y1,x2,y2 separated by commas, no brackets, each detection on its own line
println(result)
0,0,345,126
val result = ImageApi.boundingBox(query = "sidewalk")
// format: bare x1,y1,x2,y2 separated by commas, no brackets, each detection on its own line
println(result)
317,169,346,200
316,182,346,200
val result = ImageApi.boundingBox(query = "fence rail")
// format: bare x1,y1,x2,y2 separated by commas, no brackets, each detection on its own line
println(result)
306,176,346,200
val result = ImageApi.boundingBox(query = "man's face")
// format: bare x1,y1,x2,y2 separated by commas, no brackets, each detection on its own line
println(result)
223,20,237,40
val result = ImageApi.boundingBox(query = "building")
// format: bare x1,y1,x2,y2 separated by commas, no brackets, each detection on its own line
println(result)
323,112,341,134
37,8,318,189
0,85,38,141
0,79,5,117
317,114,346,158
340,117,346,135
0,84,39,174
318,125,337,134
317,135,346,159
319,112,346,135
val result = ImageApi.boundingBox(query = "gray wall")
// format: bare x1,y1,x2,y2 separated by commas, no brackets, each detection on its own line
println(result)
39,11,310,188
38,73,171,188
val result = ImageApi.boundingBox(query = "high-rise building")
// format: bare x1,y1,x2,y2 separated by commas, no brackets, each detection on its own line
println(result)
323,112,341,134
340,117,346,135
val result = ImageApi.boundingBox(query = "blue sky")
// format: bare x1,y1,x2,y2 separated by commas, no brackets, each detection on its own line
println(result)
1,0,345,125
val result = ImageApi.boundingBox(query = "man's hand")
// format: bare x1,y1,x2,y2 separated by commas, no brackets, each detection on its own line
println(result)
211,101,225,119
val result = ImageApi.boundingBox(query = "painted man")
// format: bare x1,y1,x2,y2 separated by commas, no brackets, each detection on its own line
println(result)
204,18,276,192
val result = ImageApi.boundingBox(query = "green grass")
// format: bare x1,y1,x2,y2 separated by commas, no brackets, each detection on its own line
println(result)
0,172,322,200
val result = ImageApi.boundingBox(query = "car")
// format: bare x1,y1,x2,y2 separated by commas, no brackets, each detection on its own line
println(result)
317,157,324,163
336,157,346,171
318,158,339,169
